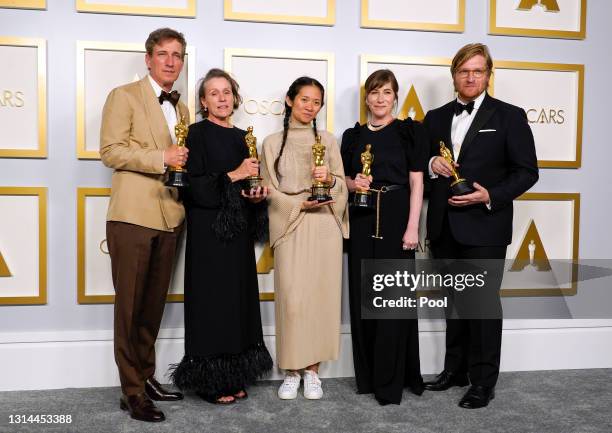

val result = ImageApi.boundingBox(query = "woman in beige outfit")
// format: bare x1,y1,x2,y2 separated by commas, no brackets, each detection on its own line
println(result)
261,77,349,400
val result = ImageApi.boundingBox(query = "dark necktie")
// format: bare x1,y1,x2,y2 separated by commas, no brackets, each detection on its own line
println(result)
159,90,180,107
454,100,475,116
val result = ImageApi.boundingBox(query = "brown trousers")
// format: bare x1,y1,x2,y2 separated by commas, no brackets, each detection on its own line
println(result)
107,221,182,396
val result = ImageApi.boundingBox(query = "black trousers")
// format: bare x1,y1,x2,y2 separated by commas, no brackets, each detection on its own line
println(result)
429,215,507,388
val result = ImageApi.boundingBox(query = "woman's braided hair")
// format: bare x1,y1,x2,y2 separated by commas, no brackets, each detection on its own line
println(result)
274,76,325,174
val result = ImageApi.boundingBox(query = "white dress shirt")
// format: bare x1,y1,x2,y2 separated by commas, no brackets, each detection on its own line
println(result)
451,90,486,159
428,91,486,178
428,91,491,208
148,75,179,171
148,74,178,144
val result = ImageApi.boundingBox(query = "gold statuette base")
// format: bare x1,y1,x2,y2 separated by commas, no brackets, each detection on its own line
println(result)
352,190,373,208
243,175,263,190
308,184,332,203
165,167,189,188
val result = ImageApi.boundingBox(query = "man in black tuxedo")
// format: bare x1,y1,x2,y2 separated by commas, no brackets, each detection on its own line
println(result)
422,43,538,408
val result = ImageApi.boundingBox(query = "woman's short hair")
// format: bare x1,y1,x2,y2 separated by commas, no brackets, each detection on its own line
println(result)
197,68,242,116
364,69,399,109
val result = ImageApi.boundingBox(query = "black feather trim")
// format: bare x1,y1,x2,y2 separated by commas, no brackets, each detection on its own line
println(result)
169,342,273,398
251,201,269,243
212,175,247,243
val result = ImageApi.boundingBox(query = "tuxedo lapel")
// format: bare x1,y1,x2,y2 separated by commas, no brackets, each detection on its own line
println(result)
139,77,172,150
441,102,455,159
458,93,497,163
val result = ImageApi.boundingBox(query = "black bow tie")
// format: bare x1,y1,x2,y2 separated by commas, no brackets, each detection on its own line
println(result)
159,90,180,107
454,100,475,116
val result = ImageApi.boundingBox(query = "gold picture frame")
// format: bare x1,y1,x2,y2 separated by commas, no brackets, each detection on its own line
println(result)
76,187,184,304
0,187,47,305
0,37,46,158
501,192,580,297
77,188,274,303
225,48,335,133
493,61,584,168
359,54,453,124
76,41,196,159
76,0,196,17
0,0,45,9
489,0,587,39
224,0,335,26
225,48,335,302
361,0,465,32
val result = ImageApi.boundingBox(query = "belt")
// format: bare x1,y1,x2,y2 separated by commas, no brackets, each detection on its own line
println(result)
368,184,406,239
371,184,405,193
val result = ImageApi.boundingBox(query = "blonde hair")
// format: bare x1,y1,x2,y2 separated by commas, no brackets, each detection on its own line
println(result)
451,43,493,77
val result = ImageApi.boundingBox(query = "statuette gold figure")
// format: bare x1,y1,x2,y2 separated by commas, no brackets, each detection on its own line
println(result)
439,141,474,196
308,135,332,202
165,115,189,187
243,126,262,189
353,144,374,208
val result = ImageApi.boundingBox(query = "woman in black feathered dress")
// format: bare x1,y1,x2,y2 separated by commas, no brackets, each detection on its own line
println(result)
170,69,272,404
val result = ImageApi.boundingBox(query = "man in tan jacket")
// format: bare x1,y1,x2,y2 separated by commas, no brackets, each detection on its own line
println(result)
100,28,189,423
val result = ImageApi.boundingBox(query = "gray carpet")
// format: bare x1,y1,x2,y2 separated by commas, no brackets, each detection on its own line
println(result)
1,370,611,433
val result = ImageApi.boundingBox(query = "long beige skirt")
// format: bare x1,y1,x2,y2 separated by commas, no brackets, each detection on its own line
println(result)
273,206,343,370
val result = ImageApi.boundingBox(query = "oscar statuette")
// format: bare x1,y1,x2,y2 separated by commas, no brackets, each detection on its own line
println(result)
243,126,263,190
353,144,374,208
308,135,333,202
439,141,474,196
165,115,189,188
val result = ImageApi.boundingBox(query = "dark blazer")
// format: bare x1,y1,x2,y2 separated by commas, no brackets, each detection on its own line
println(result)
423,93,539,247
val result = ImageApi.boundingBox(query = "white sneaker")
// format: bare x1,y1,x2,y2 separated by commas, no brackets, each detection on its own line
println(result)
303,370,323,400
278,371,301,400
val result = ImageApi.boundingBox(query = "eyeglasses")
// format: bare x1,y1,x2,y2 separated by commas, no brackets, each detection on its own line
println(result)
456,69,488,79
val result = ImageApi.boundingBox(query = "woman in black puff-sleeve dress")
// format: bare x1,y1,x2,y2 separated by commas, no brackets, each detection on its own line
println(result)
341,69,428,405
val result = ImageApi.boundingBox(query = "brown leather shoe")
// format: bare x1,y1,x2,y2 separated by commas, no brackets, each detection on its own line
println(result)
120,393,165,422
145,377,184,401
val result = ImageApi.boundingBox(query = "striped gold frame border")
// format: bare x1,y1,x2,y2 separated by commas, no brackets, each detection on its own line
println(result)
359,54,453,124
225,48,335,133
489,0,587,40
361,0,465,32
76,0,195,18
76,41,196,159
0,0,45,10
501,192,580,297
77,188,274,303
493,61,584,168
0,187,47,305
76,187,184,304
0,37,47,158
224,0,335,26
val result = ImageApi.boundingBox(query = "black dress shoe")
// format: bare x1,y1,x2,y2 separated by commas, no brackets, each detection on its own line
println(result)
120,393,165,422
458,385,495,409
145,377,184,401
424,371,469,391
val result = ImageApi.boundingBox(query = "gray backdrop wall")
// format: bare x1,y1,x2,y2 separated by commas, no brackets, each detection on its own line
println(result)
1,0,611,390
